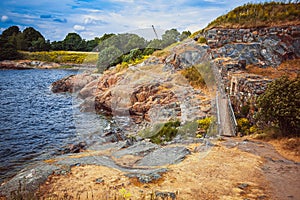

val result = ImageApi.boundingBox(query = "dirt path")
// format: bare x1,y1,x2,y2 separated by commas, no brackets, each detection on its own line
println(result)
223,138,300,200
35,138,299,200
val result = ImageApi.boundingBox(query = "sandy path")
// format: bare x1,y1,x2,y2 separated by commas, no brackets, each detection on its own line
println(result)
36,139,284,200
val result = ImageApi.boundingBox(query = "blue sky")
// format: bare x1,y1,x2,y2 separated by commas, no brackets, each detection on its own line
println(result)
0,0,266,41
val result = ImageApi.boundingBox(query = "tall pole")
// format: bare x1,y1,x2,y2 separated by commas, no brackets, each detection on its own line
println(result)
152,25,159,39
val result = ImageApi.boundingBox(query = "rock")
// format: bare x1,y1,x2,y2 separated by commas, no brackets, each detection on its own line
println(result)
95,177,104,184
237,183,249,190
78,79,99,99
57,141,87,154
126,172,162,184
136,146,190,166
51,73,97,93
112,141,159,158
155,191,176,200
163,41,210,71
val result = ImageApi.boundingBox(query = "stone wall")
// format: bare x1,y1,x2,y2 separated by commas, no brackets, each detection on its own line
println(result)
196,26,300,68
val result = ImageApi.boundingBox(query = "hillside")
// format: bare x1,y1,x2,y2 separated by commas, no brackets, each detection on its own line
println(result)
206,1,300,30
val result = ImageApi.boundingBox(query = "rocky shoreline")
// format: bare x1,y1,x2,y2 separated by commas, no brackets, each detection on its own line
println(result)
0,60,96,70
1,25,300,199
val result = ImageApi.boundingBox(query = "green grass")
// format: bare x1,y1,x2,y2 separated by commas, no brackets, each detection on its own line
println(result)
21,51,98,64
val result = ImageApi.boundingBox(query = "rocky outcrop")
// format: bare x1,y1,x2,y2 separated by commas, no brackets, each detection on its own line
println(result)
199,26,300,68
163,39,210,71
50,73,99,93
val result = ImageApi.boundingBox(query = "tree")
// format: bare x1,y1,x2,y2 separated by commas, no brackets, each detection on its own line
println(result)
22,27,45,51
97,46,122,73
1,26,20,39
161,28,180,46
63,33,85,51
256,76,300,136
0,26,22,60
179,30,191,41
51,41,64,50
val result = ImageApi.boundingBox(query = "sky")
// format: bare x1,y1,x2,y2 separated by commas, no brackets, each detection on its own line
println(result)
0,0,267,41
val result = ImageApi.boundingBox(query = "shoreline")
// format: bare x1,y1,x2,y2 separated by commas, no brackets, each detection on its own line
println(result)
0,60,96,71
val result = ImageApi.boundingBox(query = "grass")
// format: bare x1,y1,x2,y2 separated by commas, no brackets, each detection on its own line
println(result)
20,51,99,64
206,1,300,29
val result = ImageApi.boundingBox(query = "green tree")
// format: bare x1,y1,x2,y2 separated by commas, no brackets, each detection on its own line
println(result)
51,41,64,50
179,30,191,41
1,26,20,39
0,26,22,60
147,39,163,50
97,46,122,73
257,76,300,136
22,27,45,51
63,33,85,51
161,28,180,46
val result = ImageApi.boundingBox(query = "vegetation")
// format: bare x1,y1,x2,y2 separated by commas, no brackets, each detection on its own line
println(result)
139,120,181,144
96,29,190,72
197,36,207,44
256,76,300,136
206,1,300,29
180,66,206,89
237,118,251,135
21,51,98,64
197,117,213,137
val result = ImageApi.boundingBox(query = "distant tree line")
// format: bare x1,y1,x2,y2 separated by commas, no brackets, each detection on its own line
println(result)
0,25,191,61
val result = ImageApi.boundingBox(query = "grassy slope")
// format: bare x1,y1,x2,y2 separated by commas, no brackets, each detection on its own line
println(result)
190,1,300,38
206,1,300,29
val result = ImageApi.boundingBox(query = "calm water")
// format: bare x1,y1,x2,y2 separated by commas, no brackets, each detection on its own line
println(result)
0,69,108,183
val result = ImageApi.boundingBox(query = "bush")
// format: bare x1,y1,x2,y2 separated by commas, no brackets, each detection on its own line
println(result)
139,120,180,144
197,117,213,133
237,118,250,135
256,76,300,136
197,36,207,44
180,66,206,89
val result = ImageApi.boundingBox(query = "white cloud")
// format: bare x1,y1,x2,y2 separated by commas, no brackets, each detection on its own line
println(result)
73,25,85,31
1,15,8,22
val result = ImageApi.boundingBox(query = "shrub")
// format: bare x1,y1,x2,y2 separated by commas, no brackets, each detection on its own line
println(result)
197,117,213,133
139,120,180,144
256,76,300,136
237,118,251,135
180,66,206,89
197,36,207,44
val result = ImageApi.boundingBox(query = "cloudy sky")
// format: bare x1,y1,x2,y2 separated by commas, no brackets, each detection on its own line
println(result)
0,0,265,41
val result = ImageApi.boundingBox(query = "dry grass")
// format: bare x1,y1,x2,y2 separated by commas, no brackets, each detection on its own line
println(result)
246,59,300,79
268,137,300,162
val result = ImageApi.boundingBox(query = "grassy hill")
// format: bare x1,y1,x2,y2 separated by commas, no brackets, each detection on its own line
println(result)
206,1,300,30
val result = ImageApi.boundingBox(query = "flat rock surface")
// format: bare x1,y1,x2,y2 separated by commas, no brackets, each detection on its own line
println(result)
136,146,191,166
